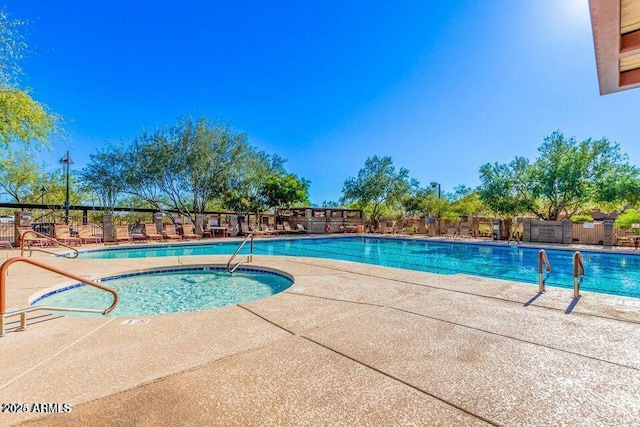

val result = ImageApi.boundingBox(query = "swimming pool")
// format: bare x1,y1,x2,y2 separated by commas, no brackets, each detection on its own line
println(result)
31,266,293,316
79,237,640,298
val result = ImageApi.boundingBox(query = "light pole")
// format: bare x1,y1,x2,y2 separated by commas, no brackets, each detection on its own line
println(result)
430,182,441,198
59,151,73,224
38,186,47,222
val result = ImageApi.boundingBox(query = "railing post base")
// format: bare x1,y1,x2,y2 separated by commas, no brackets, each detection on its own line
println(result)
19,312,27,331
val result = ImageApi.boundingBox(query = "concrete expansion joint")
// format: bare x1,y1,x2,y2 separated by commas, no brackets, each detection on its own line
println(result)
298,334,500,427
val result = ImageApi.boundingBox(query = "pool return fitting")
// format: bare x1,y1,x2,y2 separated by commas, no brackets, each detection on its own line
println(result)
0,257,119,336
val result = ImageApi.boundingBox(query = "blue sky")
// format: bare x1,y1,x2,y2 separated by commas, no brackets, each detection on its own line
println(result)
7,0,640,205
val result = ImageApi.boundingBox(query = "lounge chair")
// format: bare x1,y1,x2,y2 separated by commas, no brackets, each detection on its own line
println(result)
114,225,133,243
54,223,82,246
17,227,50,247
164,224,182,240
181,222,200,239
0,240,13,250
393,221,404,234
77,224,102,244
445,227,458,238
143,223,164,241
460,227,471,238
283,222,304,234
295,224,308,233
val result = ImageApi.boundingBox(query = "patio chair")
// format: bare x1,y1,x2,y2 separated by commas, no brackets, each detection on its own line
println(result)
460,227,471,238
77,224,102,244
0,240,13,250
181,222,200,239
54,223,82,246
283,222,304,234
164,224,182,240
114,225,133,243
295,224,308,233
143,223,164,241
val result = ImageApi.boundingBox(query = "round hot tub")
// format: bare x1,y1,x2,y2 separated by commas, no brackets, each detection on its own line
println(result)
31,266,293,316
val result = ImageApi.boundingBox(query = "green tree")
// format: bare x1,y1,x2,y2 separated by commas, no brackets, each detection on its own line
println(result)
222,149,285,231
79,145,127,211
528,132,640,220
0,150,41,202
0,9,57,149
341,156,413,229
478,157,531,239
118,116,247,222
262,173,310,222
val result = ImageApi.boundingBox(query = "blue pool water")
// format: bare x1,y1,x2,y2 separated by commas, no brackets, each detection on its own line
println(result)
33,267,293,316
78,237,640,298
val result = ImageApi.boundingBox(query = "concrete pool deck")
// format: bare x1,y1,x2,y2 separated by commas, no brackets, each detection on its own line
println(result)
1,238,640,426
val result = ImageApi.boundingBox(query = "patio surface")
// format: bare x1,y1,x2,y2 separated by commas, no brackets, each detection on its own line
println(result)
1,237,639,426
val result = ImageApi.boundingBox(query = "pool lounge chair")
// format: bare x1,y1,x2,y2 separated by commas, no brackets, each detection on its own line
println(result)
181,222,200,239
143,223,164,241
295,224,308,233
393,221,404,234
164,224,182,240
77,224,102,244
54,223,82,246
0,240,13,250
114,225,133,243
17,227,51,247
283,222,304,234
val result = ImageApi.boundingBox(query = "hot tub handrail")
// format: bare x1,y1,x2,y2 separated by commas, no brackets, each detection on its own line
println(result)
0,256,119,336
538,249,551,293
19,229,79,259
573,251,585,298
227,233,254,274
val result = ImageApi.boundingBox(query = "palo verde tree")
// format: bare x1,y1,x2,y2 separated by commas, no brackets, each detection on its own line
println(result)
341,155,413,230
0,9,57,150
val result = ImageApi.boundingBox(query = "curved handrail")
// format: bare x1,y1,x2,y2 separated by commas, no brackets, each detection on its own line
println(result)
226,233,254,273
19,229,79,258
573,251,585,298
1,256,119,336
538,249,551,293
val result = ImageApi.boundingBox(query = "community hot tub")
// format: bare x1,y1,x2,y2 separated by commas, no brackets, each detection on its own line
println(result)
30,265,293,316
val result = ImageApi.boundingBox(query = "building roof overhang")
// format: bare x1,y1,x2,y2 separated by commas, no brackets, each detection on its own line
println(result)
590,0,640,94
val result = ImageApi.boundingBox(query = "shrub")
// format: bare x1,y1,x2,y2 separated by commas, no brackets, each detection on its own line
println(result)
571,214,593,223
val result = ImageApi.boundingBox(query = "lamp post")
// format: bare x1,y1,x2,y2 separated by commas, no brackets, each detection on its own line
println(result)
59,151,73,224
430,182,441,198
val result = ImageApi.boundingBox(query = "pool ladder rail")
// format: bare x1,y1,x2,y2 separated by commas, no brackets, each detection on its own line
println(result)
538,249,551,293
536,250,585,298
0,256,119,337
227,233,255,274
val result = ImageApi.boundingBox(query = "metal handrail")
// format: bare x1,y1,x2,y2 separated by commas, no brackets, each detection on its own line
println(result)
226,233,254,274
19,229,79,258
538,249,551,293
573,251,585,298
0,256,119,336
